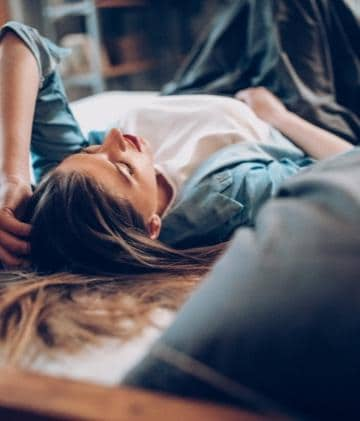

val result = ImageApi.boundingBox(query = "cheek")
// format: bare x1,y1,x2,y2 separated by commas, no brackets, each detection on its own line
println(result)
140,166,158,204
142,169,158,194
138,156,156,182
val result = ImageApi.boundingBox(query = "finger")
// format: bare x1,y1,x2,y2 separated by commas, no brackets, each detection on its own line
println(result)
0,244,28,268
0,229,30,256
0,209,31,237
2,259,31,271
0,178,32,209
3,189,32,218
235,89,251,102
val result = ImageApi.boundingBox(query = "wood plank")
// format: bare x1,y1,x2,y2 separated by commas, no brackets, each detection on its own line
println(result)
96,0,148,8
0,366,266,421
103,59,157,78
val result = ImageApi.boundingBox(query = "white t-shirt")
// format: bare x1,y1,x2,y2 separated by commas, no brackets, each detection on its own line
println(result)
116,95,272,212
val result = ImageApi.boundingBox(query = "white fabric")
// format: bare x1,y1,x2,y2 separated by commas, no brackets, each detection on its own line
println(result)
71,90,158,136
116,94,272,199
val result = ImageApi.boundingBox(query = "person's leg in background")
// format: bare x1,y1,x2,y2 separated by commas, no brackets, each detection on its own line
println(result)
162,0,360,144
328,0,359,114
162,0,290,100
275,0,360,144
123,148,360,420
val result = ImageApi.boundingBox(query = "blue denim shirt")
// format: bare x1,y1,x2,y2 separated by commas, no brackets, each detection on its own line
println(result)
1,21,314,247
159,141,313,247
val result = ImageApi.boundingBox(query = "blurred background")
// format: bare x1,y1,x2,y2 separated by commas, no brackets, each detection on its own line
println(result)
0,0,229,100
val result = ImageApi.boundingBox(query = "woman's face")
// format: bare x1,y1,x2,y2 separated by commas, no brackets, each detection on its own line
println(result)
58,128,159,220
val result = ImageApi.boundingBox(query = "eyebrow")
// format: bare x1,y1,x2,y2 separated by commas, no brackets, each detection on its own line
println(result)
78,146,101,154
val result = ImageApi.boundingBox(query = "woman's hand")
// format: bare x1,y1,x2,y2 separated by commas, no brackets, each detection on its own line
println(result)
235,87,288,128
236,87,353,160
0,175,32,268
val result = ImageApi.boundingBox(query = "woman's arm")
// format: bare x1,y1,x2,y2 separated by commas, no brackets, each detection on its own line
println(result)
236,87,353,160
272,111,353,160
0,20,90,267
0,30,37,267
0,30,39,183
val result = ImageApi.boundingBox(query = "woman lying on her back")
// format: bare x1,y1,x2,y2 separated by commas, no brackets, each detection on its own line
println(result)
0,22,353,363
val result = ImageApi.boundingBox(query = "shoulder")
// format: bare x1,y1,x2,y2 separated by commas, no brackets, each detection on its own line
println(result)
160,168,246,248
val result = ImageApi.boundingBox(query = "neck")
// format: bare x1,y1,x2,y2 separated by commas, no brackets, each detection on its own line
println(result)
156,173,173,216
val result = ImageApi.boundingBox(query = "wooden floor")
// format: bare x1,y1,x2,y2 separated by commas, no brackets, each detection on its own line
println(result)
0,366,267,421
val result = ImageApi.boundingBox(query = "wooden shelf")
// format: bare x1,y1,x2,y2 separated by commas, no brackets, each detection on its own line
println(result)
96,0,148,8
43,0,162,94
45,1,94,19
103,58,158,78
63,72,101,87
0,0,9,25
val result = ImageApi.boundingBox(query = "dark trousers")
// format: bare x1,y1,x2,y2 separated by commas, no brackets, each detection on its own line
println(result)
163,0,360,144
123,147,360,420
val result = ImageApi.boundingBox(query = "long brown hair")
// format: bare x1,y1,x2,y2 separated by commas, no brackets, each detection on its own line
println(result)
0,169,225,365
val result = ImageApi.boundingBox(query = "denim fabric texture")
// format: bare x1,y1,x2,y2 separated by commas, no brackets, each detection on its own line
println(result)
124,147,360,419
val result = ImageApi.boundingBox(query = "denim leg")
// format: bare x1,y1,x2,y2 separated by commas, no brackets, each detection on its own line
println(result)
161,0,292,101
275,0,360,144
123,149,360,420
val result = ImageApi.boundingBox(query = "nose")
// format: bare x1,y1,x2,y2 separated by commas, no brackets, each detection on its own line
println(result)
102,128,127,153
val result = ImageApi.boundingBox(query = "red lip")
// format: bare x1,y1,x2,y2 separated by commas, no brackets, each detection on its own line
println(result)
123,134,142,152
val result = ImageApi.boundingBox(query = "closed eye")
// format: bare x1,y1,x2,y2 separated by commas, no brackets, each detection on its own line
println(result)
78,146,134,178
116,162,134,176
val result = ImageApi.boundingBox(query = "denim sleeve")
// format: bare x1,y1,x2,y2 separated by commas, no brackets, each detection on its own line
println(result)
0,21,89,183
226,156,314,226
160,153,314,248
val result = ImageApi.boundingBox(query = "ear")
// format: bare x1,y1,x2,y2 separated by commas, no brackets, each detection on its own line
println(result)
147,214,162,240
